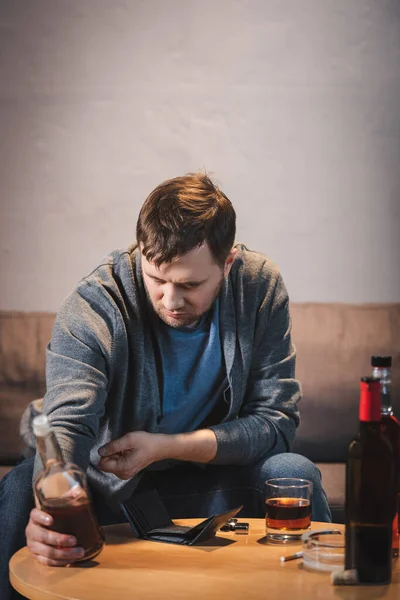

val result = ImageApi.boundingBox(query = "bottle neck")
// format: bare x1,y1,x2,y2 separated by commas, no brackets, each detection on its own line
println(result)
372,366,393,416
359,420,381,435
36,430,64,466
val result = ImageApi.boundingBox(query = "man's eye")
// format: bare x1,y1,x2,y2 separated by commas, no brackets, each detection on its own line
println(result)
182,283,199,290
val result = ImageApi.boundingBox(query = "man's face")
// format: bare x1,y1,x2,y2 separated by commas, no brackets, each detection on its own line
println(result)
141,244,236,328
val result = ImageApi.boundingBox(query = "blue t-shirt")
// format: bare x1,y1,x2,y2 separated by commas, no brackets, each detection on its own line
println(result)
155,299,226,434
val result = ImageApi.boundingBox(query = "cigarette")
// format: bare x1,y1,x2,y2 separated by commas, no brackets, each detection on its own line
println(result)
280,551,303,562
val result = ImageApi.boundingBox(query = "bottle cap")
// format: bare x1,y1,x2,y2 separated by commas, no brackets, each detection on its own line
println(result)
32,414,51,437
359,377,381,422
371,356,392,368
361,376,379,383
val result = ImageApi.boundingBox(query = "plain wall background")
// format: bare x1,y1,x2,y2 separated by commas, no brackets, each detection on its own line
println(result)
1,0,399,311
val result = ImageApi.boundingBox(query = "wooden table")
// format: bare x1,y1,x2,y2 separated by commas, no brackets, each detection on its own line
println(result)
9,520,400,600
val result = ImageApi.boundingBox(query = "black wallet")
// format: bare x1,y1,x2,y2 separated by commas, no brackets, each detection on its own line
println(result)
121,490,242,546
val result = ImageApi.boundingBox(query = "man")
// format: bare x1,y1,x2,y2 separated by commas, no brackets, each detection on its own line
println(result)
0,173,330,597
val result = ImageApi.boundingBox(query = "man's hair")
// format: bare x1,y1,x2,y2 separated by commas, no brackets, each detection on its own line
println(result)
136,172,236,267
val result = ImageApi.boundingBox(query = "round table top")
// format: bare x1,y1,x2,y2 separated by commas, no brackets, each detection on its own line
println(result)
9,519,400,600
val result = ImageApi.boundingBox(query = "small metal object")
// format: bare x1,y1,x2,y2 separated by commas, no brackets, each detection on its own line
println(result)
220,518,248,533
220,518,238,531
234,522,249,533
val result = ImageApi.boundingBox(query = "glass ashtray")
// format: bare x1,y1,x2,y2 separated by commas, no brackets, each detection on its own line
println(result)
302,529,345,572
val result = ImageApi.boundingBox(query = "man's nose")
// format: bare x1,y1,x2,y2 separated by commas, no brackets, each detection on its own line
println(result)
162,285,184,311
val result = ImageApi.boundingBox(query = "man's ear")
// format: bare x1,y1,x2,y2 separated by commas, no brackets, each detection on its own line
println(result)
223,248,237,278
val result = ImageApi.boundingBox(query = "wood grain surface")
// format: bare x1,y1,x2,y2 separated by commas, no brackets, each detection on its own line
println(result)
9,519,400,600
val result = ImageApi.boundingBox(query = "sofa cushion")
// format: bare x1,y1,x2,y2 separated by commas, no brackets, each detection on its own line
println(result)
0,385,44,462
0,466,12,480
0,311,54,385
292,303,400,462
316,463,345,506
316,462,345,524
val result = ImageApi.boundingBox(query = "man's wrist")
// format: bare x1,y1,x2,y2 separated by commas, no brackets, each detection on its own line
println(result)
157,433,180,461
159,430,217,463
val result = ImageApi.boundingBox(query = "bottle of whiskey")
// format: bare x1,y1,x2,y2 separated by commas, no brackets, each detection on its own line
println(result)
33,414,104,561
345,377,396,584
371,355,400,557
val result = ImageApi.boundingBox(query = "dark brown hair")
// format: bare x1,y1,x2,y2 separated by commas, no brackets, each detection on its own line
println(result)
136,173,236,267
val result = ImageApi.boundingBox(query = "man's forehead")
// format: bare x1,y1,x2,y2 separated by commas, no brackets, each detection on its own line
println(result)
142,263,218,285
141,243,219,275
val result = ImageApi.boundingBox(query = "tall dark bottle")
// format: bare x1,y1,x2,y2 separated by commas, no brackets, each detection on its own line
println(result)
33,414,105,561
372,355,400,557
345,377,396,584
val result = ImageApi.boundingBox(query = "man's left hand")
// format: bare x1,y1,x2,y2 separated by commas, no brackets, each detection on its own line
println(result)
98,431,170,479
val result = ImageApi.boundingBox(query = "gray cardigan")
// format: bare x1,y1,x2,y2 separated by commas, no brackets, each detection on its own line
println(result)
34,243,301,507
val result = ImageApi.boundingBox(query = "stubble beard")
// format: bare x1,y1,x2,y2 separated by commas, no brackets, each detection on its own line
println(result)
154,278,224,329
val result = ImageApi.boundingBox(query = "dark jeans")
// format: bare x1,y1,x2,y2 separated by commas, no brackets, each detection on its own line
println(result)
0,453,331,599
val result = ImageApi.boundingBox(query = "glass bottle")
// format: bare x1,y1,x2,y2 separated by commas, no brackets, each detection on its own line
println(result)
345,377,395,584
33,414,104,561
371,355,400,557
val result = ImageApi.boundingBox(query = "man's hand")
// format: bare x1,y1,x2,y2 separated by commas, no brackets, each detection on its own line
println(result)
26,508,84,566
98,431,170,479
98,429,217,479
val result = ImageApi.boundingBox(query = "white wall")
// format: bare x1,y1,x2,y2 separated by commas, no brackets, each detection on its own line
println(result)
1,0,399,311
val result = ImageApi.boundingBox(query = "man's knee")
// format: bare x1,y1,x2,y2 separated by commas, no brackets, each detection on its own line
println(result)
1,457,35,506
0,458,35,600
250,452,323,492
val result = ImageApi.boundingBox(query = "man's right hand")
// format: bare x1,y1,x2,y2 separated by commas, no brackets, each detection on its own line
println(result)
25,508,85,566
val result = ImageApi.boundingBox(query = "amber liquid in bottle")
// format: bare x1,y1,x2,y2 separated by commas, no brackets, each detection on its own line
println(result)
381,414,400,557
40,496,104,556
345,377,395,584
33,415,104,562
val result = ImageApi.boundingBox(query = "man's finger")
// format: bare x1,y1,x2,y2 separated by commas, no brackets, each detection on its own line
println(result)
34,554,76,567
99,454,143,479
101,465,137,480
98,457,119,471
28,541,84,564
98,432,134,457
29,524,77,548
30,508,53,526
99,455,130,473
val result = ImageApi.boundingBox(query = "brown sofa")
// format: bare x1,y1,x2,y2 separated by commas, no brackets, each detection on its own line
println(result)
1,305,399,523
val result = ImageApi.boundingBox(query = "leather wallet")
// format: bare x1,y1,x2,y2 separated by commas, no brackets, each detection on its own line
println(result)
121,489,242,546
